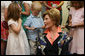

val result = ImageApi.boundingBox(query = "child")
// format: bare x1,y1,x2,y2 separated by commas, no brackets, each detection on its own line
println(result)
24,1,44,55
6,3,30,55
68,1,84,55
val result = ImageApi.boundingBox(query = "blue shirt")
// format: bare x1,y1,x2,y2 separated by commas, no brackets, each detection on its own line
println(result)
24,14,44,41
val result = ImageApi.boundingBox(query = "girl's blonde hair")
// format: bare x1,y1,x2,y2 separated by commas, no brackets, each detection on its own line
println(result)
31,1,42,11
43,8,60,27
7,3,20,21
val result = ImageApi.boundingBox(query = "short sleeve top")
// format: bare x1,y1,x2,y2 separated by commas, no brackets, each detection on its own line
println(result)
69,7,84,26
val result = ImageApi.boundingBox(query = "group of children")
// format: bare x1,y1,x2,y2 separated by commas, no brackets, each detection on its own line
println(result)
1,1,84,55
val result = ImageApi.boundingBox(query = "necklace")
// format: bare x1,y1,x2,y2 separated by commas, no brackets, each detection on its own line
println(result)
50,32,57,42
49,27,58,42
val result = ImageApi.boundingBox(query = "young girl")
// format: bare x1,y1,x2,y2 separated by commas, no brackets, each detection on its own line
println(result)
6,3,30,55
69,1,84,55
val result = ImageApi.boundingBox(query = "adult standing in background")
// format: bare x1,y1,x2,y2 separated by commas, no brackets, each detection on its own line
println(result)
1,1,12,55
44,1,64,25
20,1,32,33
39,1,47,17
21,1,32,39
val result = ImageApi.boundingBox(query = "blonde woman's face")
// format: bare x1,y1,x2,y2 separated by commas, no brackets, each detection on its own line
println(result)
44,15,54,29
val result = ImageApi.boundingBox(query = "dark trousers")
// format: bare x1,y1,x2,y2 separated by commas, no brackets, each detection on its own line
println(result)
60,10,62,25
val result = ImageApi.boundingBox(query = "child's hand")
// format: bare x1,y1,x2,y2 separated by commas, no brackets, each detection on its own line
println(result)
31,27,35,30
42,25,46,28
24,26,35,30
18,18,22,24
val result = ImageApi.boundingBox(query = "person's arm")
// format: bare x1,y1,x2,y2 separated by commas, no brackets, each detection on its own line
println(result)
57,1,64,8
10,18,22,34
24,25,35,30
24,17,35,30
78,22,84,27
21,3,30,16
43,1,52,9
71,22,84,28
68,16,84,28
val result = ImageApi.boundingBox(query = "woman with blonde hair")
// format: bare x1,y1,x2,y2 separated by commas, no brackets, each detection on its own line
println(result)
42,8,69,55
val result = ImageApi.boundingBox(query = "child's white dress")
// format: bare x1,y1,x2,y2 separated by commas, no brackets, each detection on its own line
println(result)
69,7,84,54
6,19,30,55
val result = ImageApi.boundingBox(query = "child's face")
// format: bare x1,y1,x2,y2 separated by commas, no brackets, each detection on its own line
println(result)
32,10,41,16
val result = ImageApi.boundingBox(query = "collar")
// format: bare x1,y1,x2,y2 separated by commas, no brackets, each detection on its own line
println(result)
44,26,62,45
31,14,40,18
44,26,62,34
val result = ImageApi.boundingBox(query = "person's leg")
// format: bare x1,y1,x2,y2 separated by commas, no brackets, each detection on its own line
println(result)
60,10,62,25
1,40,4,55
29,40,37,55
1,40,7,55
4,41,7,55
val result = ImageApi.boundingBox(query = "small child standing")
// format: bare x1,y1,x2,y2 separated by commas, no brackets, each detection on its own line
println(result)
6,3,30,55
24,1,44,55
68,1,84,55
